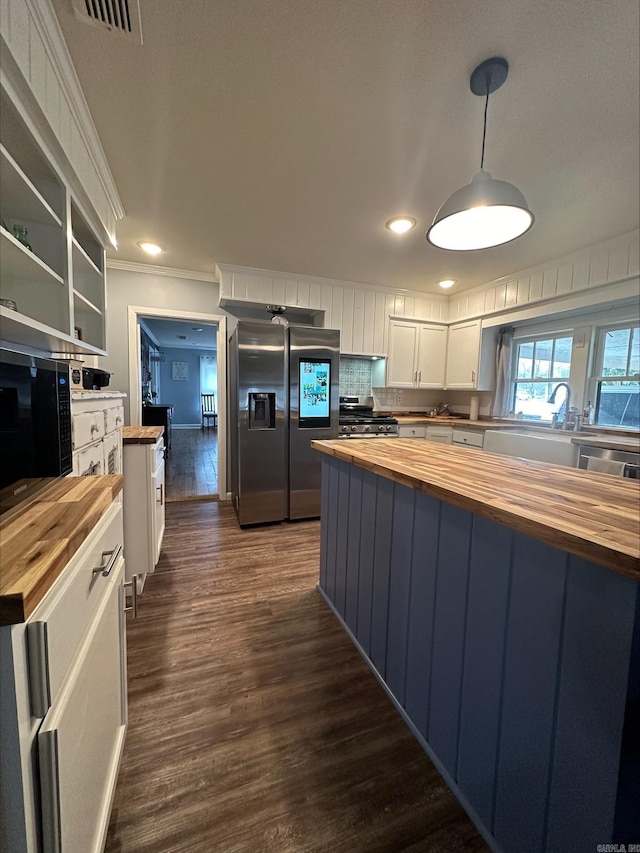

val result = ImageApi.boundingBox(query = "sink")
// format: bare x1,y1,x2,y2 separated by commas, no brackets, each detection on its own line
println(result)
483,430,579,466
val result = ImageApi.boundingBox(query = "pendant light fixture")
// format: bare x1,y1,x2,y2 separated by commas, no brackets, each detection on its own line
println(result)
426,57,534,251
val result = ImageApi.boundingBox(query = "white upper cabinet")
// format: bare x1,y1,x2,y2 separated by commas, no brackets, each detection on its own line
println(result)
0,85,107,354
445,320,495,390
387,320,447,388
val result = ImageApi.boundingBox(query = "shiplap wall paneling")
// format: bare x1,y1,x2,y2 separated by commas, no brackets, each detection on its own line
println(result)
369,477,394,678
355,469,378,658
384,483,415,706
317,456,640,853
492,537,568,853
545,557,638,851
427,504,473,777
343,466,363,631
319,458,330,593
404,492,441,737
333,462,351,618
456,517,512,830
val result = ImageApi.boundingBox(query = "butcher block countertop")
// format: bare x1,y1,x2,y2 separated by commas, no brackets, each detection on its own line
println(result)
122,425,164,444
570,433,640,453
0,475,123,626
312,439,640,580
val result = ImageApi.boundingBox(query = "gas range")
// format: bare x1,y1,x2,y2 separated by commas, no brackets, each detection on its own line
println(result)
338,414,399,438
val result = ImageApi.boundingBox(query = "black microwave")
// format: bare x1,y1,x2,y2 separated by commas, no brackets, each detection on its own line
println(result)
0,349,72,518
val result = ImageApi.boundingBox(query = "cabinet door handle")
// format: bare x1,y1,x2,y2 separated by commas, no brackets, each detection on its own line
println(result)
92,543,122,577
124,575,138,619
156,484,164,505
418,371,421,383
472,370,476,384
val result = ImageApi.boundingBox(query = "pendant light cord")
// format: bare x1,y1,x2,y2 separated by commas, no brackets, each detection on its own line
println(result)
480,90,489,170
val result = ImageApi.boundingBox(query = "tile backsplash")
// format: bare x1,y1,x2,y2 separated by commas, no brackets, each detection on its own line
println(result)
339,357,385,396
373,387,494,416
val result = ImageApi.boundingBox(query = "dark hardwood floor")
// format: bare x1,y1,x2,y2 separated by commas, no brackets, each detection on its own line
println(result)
106,501,489,853
165,427,217,502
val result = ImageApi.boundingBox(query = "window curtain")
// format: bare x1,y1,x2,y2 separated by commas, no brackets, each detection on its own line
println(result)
199,356,217,395
491,327,515,417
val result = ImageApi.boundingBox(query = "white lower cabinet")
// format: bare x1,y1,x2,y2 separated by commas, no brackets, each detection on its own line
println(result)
71,393,125,477
425,425,453,444
123,436,166,592
452,428,485,449
398,425,427,438
0,498,128,853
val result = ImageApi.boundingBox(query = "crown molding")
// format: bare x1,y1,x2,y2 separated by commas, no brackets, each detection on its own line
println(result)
27,0,125,220
107,258,218,282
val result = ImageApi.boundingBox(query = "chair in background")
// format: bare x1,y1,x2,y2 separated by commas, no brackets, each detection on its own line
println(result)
201,393,217,429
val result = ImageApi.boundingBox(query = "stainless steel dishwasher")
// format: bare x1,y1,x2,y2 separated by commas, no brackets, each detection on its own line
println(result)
577,445,640,478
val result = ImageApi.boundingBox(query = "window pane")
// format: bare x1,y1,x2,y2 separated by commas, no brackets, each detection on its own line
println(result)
516,342,534,379
552,337,573,378
533,339,552,378
602,328,631,376
596,380,640,429
513,381,558,420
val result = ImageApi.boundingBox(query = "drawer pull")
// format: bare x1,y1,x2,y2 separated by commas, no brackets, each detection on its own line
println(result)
90,423,100,434
156,483,164,505
92,544,122,577
124,574,138,618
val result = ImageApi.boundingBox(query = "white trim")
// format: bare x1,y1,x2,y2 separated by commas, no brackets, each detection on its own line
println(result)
127,305,227,499
108,259,217,282
27,0,125,220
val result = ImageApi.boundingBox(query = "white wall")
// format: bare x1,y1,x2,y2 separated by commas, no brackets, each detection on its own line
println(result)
103,267,230,422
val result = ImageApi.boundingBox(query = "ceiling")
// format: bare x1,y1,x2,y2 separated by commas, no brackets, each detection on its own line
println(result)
142,318,217,350
51,0,639,295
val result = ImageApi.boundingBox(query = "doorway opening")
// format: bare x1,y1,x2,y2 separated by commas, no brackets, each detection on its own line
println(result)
127,306,227,502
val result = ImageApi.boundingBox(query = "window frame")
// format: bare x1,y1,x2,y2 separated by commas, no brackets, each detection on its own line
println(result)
588,321,640,428
510,331,574,421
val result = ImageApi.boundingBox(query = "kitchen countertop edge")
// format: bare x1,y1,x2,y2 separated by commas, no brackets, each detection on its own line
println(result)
312,439,639,580
0,475,124,626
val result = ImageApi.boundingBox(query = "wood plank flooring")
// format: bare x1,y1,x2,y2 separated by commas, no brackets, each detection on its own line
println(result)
165,428,218,502
106,501,489,853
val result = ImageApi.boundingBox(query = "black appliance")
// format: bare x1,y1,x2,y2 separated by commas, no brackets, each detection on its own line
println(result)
338,395,398,438
0,349,72,517
82,367,111,389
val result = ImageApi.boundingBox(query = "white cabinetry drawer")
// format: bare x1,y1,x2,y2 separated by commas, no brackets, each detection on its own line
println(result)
452,429,484,448
105,405,124,434
72,410,105,449
398,425,426,438
73,441,104,476
27,502,124,717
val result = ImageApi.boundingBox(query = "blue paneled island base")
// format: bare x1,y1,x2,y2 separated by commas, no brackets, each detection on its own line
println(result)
318,454,639,853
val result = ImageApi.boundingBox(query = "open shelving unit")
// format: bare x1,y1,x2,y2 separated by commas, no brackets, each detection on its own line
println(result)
0,84,107,355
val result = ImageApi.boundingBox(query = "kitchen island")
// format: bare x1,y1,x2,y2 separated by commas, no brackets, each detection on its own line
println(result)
311,438,639,853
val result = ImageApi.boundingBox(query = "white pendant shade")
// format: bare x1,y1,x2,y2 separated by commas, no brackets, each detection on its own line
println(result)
427,169,534,251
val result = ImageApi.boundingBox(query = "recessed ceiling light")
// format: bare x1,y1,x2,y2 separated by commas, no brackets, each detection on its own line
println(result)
385,217,416,234
137,241,165,255
438,279,456,289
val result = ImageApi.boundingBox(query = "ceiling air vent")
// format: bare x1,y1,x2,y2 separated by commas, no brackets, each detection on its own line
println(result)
70,0,143,44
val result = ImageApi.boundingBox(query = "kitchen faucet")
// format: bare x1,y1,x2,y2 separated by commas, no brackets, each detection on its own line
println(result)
548,382,571,427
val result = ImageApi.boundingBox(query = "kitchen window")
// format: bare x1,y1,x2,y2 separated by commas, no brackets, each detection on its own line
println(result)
511,333,573,420
591,323,639,429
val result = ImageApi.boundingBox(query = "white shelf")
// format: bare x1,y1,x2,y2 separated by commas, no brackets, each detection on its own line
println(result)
72,236,101,277
0,145,63,228
73,288,102,315
0,227,64,286
0,306,106,356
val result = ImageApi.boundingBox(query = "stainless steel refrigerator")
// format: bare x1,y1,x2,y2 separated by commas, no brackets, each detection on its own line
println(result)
229,321,340,526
